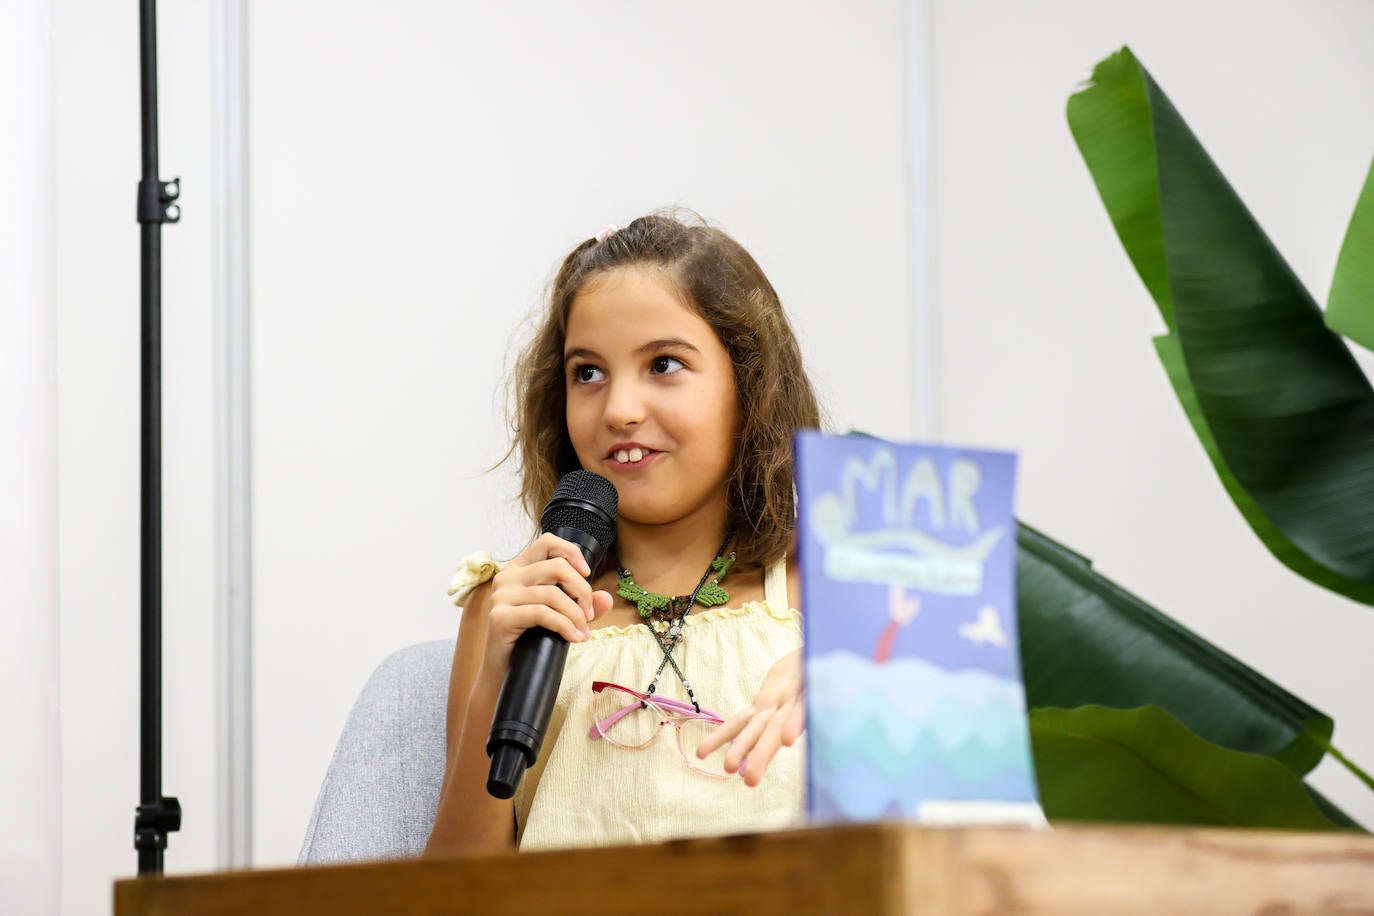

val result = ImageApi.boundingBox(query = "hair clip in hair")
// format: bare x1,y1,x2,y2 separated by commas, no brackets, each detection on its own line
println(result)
595,224,620,243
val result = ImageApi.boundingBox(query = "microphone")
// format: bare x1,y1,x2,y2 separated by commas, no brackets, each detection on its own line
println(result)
486,470,618,799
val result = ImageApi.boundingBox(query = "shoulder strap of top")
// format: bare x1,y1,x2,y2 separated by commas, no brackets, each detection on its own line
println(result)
763,555,790,610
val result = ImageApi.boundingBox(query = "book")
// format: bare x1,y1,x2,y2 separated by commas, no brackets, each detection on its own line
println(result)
795,431,1043,826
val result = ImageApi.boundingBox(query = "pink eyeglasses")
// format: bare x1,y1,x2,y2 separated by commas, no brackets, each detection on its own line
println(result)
588,681,744,778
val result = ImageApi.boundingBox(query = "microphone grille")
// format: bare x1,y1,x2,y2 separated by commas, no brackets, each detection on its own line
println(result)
541,471,618,547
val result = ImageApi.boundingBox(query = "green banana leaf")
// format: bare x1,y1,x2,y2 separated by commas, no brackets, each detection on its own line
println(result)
1064,50,1174,327
1067,47,1374,603
1153,336,1374,602
1327,157,1374,353
1031,705,1351,830
1017,522,1332,775
1308,782,1369,831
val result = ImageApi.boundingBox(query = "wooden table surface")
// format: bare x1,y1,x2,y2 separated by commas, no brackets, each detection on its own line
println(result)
115,821,1374,915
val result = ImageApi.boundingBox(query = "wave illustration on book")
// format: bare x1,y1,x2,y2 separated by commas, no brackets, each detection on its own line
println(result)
808,651,1036,819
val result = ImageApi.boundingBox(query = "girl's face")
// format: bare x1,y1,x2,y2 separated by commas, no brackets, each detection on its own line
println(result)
563,266,739,529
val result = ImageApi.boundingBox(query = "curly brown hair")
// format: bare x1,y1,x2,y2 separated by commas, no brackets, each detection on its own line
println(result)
505,209,824,569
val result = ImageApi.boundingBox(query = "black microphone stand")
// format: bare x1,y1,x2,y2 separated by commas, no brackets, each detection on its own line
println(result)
134,0,182,875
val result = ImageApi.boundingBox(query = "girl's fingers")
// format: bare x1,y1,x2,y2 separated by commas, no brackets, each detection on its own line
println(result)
482,535,604,675
742,703,792,787
517,533,593,577
698,649,807,770
547,538,593,577
722,711,771,774
782,696,806,745
520,558,594,613
525,584,591,633
506,604,588,644
695,707,752,756
590,590,614,619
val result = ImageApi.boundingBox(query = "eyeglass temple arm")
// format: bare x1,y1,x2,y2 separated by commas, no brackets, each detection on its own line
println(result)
587,697,724,740
587,702,640,739
591,681,723,718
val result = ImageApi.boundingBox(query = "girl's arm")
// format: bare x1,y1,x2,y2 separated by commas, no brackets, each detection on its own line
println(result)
424,533,610,857
423,582,517,856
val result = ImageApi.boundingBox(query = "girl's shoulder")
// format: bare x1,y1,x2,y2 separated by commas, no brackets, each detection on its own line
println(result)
761,549,803,613
447,550,503,609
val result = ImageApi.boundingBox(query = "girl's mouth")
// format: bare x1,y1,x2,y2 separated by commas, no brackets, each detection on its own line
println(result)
608,448,660,470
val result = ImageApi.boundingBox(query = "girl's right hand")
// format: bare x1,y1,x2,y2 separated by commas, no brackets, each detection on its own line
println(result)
482,532,614,678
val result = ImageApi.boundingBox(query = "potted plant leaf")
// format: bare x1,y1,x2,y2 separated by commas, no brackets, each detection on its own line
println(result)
1009,46,1374,831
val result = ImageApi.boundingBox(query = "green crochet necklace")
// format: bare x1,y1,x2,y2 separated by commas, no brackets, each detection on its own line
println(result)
616,532,734,714
615,535,736,624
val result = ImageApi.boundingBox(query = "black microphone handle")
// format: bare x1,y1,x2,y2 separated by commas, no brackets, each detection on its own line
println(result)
485,629,568,798
486,529,604,799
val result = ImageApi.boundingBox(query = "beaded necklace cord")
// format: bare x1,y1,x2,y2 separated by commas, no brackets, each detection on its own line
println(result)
615,533,735,714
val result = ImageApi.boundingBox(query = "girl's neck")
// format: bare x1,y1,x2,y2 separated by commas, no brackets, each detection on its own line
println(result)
613,507,732,596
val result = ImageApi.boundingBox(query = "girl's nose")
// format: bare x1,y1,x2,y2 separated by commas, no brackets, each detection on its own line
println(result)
603,379,646,428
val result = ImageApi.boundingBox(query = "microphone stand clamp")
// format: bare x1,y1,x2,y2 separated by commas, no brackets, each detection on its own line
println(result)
134,795,182,853
137,177,182,224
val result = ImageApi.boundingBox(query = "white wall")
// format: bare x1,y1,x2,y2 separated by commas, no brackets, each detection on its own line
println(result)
50,1,1374,912
1,2,61,913
931,0,1374,825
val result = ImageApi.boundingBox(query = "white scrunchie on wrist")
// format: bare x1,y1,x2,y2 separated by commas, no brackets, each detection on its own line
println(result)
447,550,502,608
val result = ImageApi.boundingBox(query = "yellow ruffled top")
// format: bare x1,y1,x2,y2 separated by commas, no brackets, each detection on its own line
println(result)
447,551,806,851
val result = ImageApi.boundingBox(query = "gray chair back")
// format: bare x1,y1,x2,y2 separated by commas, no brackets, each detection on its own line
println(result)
297,639,455,864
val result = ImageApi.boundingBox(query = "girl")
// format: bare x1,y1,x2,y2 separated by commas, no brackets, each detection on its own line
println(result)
424,211,823,855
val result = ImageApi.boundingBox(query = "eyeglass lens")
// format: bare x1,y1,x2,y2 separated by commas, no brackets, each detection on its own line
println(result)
592,686,736,776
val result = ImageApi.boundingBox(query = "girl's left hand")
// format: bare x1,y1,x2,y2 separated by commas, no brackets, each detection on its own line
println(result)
694,648,804,788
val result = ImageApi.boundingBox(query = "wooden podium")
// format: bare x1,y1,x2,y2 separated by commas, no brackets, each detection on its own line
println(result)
115,822,1374,915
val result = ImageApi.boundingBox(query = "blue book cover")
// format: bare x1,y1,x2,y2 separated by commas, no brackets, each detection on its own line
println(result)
795,431,1043,826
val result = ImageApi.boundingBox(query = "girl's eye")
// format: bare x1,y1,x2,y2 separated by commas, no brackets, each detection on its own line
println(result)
651,356,685,375
573,364,605,384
